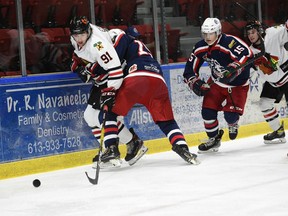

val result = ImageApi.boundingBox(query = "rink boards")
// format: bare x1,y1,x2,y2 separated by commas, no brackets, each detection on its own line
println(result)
0,64,287,179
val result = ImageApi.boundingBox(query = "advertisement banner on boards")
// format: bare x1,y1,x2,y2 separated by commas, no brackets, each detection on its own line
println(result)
1,65,287,163
0,79,95,163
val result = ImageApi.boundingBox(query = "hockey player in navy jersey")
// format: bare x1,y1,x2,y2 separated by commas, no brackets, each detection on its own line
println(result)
98,28,199,165
245,20,288,144
69,16,148,167
183,17,253,153
70,17,199,166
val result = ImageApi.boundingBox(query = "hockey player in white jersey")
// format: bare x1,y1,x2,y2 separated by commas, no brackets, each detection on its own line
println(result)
69,16,148,167
70,19,199,165
245,20,288,144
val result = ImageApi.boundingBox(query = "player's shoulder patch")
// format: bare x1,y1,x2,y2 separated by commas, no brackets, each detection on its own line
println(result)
228,39,237,49
94,41,104,51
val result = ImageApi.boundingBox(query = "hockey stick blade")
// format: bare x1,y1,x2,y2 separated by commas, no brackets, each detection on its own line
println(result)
85,170,99,185
85,105,108,185
85,159,101,185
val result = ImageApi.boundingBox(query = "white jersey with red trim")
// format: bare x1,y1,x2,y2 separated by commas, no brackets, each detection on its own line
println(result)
252,24,288,87
71,24,123,90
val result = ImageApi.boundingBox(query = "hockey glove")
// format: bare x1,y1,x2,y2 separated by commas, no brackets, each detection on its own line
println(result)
74,65,92,83
100,87,116,110
71,53,87,71
254,53,278,75
71,54,93,83
71,54,80,72
187,77,210,97
219,62,242,84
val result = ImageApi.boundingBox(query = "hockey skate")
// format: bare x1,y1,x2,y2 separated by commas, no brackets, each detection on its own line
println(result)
228,123,239,140
92,141,122,169
125,128,148,166
198,129,224,153
172,144,200,165
264,121,286,144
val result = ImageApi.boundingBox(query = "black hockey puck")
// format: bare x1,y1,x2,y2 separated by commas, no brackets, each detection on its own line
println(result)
33,179,41,187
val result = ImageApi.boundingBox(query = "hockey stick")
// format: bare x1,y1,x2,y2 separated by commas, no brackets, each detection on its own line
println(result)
230,45,265,73
85,105,108,185
208,38,265,86
234,2,258,19
233,3,288,70
234,2,270,28
224,16,243,34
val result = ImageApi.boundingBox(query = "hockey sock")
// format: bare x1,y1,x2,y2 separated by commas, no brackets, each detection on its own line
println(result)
157,120,187,145
104,112,119,147
202,108,219,137
91,126,101,144
224,111,239,125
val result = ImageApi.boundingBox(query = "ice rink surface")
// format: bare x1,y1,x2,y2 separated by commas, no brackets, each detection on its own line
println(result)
1,133,288,216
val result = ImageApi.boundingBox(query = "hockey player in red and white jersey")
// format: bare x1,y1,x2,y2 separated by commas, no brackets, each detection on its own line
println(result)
85,26,199,165
183,17,253,153
69,16,148,167
245,20,288,144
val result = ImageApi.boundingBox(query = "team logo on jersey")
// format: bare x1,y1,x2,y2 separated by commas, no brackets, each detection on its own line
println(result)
205,57,225,78
94,41,104,51
129,64,137,73
228,40,236,49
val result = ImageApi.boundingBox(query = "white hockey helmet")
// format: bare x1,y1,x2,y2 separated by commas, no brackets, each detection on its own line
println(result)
201,18,222,36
